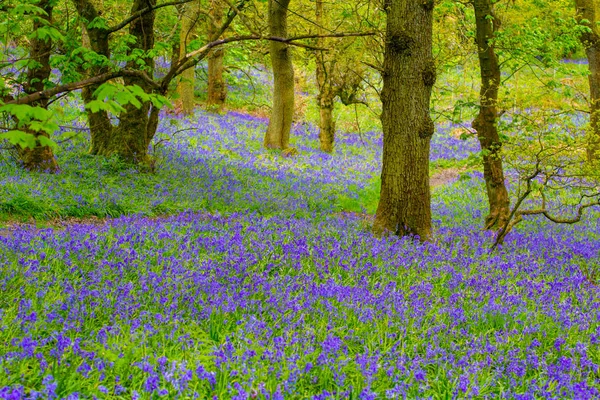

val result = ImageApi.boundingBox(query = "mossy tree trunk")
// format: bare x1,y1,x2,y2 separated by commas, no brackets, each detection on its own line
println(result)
72,0,114,155
575,0,600,162
373,0,435,240
264,0,294,150
19,0,59,173
111,0,157,164
73,0,157,164
315,0,336,153
207,0,227,107
176,1,199,115
472,0,510,229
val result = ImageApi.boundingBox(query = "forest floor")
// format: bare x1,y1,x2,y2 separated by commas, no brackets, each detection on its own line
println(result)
1,108,599,398
0,166,465,233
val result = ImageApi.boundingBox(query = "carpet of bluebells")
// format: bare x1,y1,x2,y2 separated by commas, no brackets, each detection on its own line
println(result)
1,108,600,399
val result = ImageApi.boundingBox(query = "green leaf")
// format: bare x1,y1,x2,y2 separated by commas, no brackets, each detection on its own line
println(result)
0,130,37,149
88,17,109,30
85,100,125,114
38,135,58,150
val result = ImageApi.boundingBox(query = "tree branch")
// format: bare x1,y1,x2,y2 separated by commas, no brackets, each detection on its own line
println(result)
4,70,159,105
184,31,376,62
161,0,246,90
106,0,196,34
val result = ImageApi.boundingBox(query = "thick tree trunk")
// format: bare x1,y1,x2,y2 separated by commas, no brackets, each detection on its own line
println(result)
373,0,435,240
112,0,157,164
472,0,510,229
176,2,198,115
19,0,59,173
207,0,226,107
264,0,294,149
575,0,600,162
315,0,335,153
72,0,114,155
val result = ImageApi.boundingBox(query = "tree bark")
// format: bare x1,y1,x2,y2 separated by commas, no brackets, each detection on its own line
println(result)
472,0,510,229
318,102,335,152
112,0,157,164
72,0,114,155
373,0,435,241
207,0,226,107
176,2,198,115
19,0,59,173
575,0,600,162
264,0,294,150
315,0,335,153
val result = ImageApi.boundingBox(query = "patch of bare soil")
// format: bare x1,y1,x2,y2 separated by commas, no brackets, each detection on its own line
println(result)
335,168,467,222
0,215,106,239
430,168,463,188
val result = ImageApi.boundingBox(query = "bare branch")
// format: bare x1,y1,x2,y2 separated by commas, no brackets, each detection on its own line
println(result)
183,31,376,63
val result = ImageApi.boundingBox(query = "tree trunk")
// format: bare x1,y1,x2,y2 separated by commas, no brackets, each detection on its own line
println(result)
171,41,180,72
575,0,600,162
264,0,294,150
72,0,114,155
315,0,335,153
176,2,198,115
373,0,435,240
318,102,335,152
207,0,226,107
111,0,157,164
19,0,59,173
472,0,510,229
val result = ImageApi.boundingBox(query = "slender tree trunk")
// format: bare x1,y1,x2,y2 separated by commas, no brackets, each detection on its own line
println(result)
207,0,226,107
113,0,157,164
373,0,435,240
318,102,335,152
264,0,294,150
19,0,59,172
575,0,600,162
72,0,113,155
472,0,510,229
315,0,335,153
171,41,180,72
176,2,198,115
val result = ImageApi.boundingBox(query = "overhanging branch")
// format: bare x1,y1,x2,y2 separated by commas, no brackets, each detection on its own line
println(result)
4,70,159,105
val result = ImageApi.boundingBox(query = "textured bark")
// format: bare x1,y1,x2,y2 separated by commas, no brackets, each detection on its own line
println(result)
171,41,181,72
112,0,157,164
19,0,59,173
318,103,335,153
373,0,435,240
472,0,510,229
575,0,600,162
72,0,114,155
315,0,335,153
207,0,226,107
73,0,157,164
176,2,198,115
264,0,294,149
